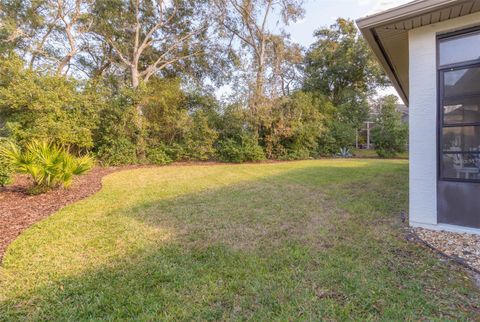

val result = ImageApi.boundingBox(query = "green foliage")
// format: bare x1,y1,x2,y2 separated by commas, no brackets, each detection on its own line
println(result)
146,145,172,165
372,95,408,158
217,134,265,163
0,140,13,186
183,110,219,161
94,88,141,166
143,78,188,147
303,18,387,154
0,140,94,193
142,79,220,162
304,18,387,106
96,137,138,166
317,120,357,156
261,92,324,160
216,104,249,141
0,54,98,150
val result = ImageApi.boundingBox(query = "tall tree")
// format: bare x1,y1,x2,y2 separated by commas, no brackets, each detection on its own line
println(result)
268,35,303,97
217,0,304,108
303,18,388,154
91,0,212,89
1,0,92,74
303,17,388,145
304,18,387,106
54,0,92,75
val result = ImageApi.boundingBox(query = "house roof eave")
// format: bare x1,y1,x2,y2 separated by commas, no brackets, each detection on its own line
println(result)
357,0,480,107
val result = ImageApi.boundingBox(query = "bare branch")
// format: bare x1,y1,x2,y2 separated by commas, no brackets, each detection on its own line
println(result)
106,37,132,67
140,25,207,78
144,51,202,81
137,4,178,57
56,0,87,74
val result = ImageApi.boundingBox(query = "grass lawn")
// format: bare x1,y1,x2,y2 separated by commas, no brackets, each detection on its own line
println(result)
1,159,479,320
352,149,409,159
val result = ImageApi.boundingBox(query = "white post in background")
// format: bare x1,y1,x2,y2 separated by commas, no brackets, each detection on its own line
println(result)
366,121,371,150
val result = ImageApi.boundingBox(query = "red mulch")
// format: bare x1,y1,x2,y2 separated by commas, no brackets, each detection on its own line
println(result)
0,167,122,261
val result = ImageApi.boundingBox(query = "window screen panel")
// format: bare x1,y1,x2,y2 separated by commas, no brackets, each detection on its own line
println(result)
441,153,480,180
439,31,480,66
444,67,480,98
442,126,480,152
443,95,480,124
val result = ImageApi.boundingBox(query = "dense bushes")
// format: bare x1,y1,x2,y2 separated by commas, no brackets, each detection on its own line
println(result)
0,50,404,189
91,86,141,165
96,137,138,166
0,60,389,168
182,111,219,161
0,55,98,150
256,92,324,160
145,145,173,165
217,133,265,163
317,120,356,156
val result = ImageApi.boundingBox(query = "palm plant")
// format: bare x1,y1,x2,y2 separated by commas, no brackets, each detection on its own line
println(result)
337,147,352,158
0,140,94,193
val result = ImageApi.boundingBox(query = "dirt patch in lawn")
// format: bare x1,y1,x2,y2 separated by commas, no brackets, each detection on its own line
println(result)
0,167,127,260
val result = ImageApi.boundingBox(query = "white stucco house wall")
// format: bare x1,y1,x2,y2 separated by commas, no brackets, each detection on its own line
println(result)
357,0,480,234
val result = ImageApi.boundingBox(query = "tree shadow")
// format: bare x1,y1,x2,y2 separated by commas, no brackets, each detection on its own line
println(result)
120,160,409,248
4,161,478,320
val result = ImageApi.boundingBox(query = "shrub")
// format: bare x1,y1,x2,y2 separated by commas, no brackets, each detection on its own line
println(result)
258,92,324,160
93,89,142,165
146,145,172,165
0,141,13,187
183,111,218,161
372,95,408,158
0,140,94,194
96,138,138,166
317,120,356,156
278,148,311,161
217,134,265,163
0,55,98,149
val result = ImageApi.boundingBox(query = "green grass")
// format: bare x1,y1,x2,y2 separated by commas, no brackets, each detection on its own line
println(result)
352,148,409,159
1,159,479,320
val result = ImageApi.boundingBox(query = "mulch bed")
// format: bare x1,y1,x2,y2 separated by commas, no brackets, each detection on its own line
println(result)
0,167,122,261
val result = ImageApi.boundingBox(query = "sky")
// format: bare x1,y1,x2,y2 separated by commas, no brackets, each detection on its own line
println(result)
286,0,412,47
217,0,413,101
284,0,413,99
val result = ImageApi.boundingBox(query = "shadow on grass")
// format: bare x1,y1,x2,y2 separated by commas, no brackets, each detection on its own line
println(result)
2,161,480,320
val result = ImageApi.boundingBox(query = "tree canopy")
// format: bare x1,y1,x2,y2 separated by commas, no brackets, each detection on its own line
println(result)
0,0,405,173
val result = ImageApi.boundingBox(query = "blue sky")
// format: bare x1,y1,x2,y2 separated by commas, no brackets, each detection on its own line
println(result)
217,0,412,100
285,0,412,99
286,0,412,47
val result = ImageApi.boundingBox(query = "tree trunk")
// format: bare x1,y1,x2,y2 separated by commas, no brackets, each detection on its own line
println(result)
57,51,76,75
253,49,265,111
254,68,264,104
131,67,140,88
131,66,146,161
